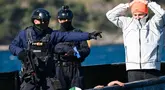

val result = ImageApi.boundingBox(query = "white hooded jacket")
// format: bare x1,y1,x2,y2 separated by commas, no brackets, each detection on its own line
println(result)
106,1,165,70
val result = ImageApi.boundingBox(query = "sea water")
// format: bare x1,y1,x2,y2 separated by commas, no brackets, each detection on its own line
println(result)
1,44,165,72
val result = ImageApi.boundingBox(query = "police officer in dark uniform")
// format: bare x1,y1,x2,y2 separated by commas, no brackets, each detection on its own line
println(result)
9,8,102,90
53,5,90,90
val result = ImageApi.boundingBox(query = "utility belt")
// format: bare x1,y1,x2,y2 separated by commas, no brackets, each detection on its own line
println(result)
56,61,81,67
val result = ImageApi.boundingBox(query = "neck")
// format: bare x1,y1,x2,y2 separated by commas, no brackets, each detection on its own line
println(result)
33,25,44,34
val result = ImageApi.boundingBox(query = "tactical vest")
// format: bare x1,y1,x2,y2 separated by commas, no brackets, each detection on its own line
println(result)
21,27,54,83
26,27,52,63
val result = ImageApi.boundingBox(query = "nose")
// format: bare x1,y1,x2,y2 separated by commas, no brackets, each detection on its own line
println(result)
135,17,140,20
134,15,139,19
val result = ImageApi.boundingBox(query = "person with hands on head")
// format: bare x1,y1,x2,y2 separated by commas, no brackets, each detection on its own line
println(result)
9,8,102,90
106,0,165,82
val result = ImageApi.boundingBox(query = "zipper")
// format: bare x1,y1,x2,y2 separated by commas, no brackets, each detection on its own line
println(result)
156,45,159,62
138,20,142,69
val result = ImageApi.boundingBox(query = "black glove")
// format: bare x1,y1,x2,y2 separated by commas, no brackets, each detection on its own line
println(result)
89,31,102,40
18,50,35,61
18,50,27,61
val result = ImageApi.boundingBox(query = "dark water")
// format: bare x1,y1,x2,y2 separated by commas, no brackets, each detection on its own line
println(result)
1,44,165,72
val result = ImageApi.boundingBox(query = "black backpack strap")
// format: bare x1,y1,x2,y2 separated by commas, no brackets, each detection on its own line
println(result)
41,34,50,43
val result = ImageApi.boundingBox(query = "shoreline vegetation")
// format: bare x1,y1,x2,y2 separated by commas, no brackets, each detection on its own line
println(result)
0,0,163,46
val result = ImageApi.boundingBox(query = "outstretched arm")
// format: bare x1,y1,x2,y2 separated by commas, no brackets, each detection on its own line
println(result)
53,31,102,43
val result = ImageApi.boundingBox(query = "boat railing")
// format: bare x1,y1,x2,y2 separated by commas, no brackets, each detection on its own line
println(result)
86,75,165,90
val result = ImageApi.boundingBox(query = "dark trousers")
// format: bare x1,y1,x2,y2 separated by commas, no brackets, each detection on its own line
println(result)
20,78,55,90
56,65,84,90
0,71,20,90
127,69,163,82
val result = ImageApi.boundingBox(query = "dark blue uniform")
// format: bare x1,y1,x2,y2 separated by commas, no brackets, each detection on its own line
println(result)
9,26,90,90
54,5,91,90
54,28,90,90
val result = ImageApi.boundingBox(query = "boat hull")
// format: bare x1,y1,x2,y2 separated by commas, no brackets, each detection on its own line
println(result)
1,62,165,90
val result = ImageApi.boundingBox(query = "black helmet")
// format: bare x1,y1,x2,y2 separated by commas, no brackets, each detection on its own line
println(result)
31,8,51,24
57,5,73,20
